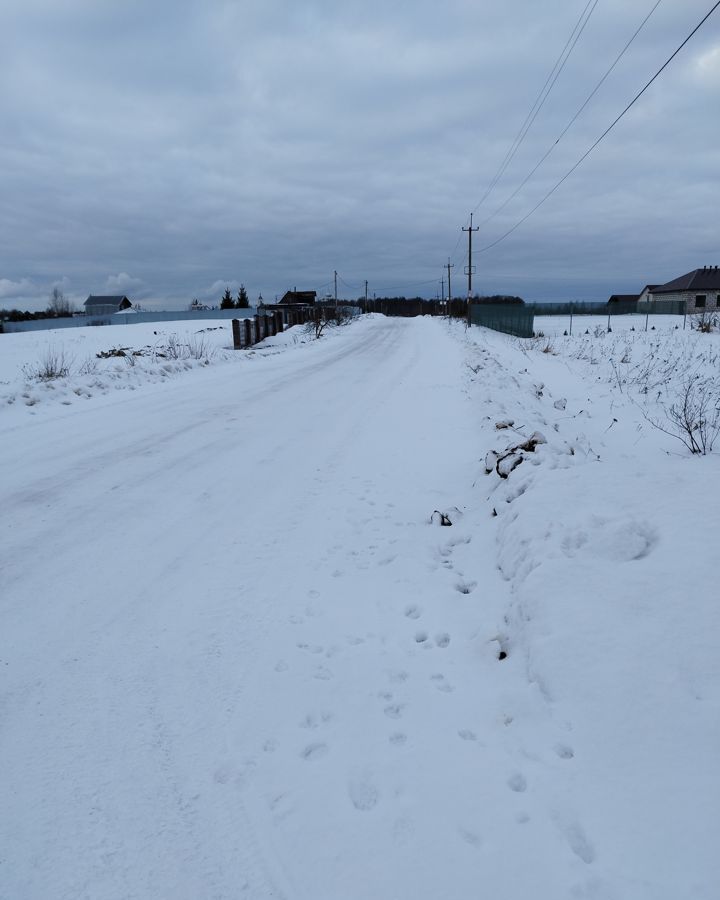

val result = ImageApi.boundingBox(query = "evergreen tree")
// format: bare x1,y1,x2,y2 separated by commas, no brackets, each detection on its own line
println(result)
236,284,250,308
220,287,234,309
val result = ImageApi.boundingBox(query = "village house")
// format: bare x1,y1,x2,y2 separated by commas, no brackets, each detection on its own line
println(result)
643,267,720,312
84,295,133,316
278,290,317,305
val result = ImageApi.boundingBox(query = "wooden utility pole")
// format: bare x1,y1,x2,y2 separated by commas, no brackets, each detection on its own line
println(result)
446,259,454,316
462,214,479,299
334,270,338,309
364,280,368,312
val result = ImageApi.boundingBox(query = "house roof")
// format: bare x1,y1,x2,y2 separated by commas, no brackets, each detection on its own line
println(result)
85,295,131,307
608,294,639,303
651,267,720,294
279,290,317,305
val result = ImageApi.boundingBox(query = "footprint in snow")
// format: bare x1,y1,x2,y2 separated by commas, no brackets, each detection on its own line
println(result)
458,827,482,849
455,581,476,594
507,772,527,793
348,775,379,811
565,823,595,864
300,742,328,761
431,673,454,693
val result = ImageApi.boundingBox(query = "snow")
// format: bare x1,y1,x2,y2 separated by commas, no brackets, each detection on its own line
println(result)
1,314,718,899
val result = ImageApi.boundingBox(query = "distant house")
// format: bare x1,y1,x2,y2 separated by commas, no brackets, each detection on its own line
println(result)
84,295,133,316
647,267,720,312
608,293,639,305
279,290,317,305
637,285,660,303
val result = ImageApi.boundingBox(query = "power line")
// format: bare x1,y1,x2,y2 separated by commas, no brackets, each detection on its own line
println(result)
472,0,600,215
371,278,440,293
478,0,663,230
476,0,720,255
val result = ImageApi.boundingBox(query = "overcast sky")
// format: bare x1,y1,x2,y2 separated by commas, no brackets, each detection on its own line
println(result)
1,0,719,310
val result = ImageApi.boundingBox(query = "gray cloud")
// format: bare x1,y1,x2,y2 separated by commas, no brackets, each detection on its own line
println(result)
1,0,718,310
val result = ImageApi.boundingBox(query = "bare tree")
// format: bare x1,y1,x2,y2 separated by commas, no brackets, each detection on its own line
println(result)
48,287,74,317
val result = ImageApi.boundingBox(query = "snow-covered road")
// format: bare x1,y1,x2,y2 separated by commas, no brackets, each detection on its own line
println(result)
1,316,488,899
2,314,718,900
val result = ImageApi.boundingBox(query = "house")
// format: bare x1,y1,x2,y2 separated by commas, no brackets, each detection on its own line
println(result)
279,290,317,305
637,285,659,304
84,295,133,316
608,294,639,304
647,267,720,312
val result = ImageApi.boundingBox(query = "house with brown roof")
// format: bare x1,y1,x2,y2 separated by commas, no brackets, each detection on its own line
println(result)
279,290,317,305
647,267,720,312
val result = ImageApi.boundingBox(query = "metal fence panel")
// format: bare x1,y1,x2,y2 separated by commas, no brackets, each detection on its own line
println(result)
469,304,535,338
530,300,686,317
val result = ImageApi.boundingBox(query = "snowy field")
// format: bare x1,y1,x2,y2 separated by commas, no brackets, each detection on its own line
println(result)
531,312,685,337
1,314,719,900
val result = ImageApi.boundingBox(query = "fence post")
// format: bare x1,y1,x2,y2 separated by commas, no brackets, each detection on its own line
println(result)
275,310,283,333
243,318,251,347
231,318,241,350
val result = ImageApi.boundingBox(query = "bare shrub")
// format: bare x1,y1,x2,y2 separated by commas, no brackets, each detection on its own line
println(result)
186,334,212,360
305,307,353,339
152,333,211,361
78,357,98,376
692,311,719,333
163,333,183,359
22,346,73,381
646,377,720,454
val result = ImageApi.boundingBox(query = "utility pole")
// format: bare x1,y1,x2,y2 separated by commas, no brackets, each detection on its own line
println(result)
446,259,454,317
364,279,368,312
462,213,479,300
441,277,445,303
334,270,338,310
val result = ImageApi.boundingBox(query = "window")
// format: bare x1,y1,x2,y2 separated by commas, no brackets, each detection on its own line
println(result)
695,295,706,308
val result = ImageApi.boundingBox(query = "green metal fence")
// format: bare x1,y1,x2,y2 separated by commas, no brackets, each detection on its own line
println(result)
469,304,535,338
529,300,686,317
468,299,686,339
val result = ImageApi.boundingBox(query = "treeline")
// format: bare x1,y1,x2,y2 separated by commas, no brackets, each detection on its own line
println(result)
0,307,75,322
353,294,525,317
355,294,524,306
1,287,76,322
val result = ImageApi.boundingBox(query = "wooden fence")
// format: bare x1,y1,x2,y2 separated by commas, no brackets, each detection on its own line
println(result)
231,306,341,349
